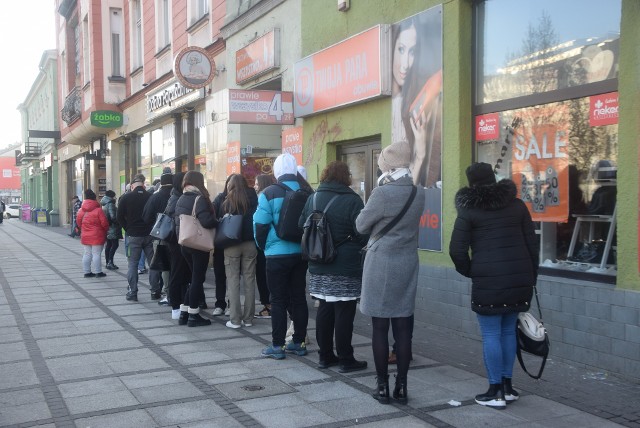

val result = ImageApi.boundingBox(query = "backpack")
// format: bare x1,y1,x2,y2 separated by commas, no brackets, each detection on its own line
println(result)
301,193,340,263
275,183,313,242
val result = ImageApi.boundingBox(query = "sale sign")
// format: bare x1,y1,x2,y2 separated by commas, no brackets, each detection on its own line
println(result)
236,29,280,84
589,92,619,127
228,89,294,124
511,106,569,222
281,127,303,166
293,25,390,117
226,141,241,176
475,113,500,141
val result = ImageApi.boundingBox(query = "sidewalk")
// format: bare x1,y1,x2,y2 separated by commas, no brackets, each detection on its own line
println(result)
0,219,638,427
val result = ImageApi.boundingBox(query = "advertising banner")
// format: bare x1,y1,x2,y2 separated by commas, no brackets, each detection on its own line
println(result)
475,113,500,141
511,106,569,222
228,89,294,125
226,141,241,176
589,92,619,127
243,157,275,186
293,25,391,117
236,29,280,84
390,6,443,251
281,127,303,166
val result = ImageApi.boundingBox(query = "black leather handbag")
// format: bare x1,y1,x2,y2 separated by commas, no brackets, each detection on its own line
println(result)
214,213,244,249
150,212,174,240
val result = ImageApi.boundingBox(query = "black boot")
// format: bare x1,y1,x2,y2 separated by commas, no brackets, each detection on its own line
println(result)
475,383,506,409
502,377,519,403
178,311,189,325
372,375,390,404
187,313,211,327
392,375,408,404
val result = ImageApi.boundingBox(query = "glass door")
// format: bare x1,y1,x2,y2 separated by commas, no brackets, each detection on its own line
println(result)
338,141,381,203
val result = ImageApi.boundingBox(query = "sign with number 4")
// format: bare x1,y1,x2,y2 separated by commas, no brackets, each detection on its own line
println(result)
228,89,294,125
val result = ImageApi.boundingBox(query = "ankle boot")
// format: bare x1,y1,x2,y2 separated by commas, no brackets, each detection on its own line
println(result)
502,377,519,403
187,313,211,327
372,375,390,404
178,311,189,325
392,375,408,404
475,383,506,409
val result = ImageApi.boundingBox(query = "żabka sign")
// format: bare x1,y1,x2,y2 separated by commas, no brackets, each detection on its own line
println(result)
589,92,619,127
293,25,391,117
90,110,123,128
475,113,500,141
236,29,280,84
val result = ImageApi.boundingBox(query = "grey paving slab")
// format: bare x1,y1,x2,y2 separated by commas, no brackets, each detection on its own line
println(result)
30,321,80,339
355,415,437,427
13,293,55,302
0,340,29,363
46,353,116,381
295,381,363,403
179,416,246,427
311,395,398,420
249,403,337,427
37,335,95,357
64,389,139,414
25,311,70,324
189,362,254,383
73,409,158,428
59,377,127,398
86,331,144,352
235,393,308,413
0,326,22,343
0,360,39,388
130,381,205,404
62,307,109,320
215,377,296,401
145,399,228,425
100,348,170,373
0,395,51,425
430,403,530,427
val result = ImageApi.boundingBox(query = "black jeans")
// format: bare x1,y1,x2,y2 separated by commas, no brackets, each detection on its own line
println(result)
168,239,191,310
266,255,308,346
316,299,357,362
256,248,270,305
181,246,210,309
213,249,227,309
105,238,119,264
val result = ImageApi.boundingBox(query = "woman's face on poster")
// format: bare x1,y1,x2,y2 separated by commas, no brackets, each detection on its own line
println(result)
393,24,417,90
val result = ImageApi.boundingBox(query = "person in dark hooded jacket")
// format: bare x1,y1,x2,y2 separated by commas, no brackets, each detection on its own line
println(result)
449,162,539,410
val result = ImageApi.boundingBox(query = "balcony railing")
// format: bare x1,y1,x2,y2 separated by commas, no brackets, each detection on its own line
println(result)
15,142,42,165
61,86,82,125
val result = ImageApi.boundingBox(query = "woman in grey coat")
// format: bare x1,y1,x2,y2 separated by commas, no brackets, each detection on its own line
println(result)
356,141,425,405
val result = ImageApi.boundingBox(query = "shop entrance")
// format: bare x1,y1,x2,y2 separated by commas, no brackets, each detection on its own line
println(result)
337,140,381,203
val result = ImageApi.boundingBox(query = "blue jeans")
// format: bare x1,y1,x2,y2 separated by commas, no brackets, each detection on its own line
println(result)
476,312,519,384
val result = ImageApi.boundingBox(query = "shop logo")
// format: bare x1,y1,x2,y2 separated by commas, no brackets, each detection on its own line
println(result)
475,113,500,141
589,92,618,127
90,110,123,128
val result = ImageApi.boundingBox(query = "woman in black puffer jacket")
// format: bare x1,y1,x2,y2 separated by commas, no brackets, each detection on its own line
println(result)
449,162,539,410
174,171,217,327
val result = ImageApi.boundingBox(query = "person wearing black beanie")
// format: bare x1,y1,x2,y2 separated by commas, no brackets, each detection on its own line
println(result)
84,189,97,200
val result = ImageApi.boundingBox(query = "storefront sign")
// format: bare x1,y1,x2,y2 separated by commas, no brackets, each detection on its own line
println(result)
146,80,205,121
293,25,391,117
512,106,569,222
236,29,280,84
281,127,303,165
589,92,619,126
90,110,123,128
228,90,294,124
418,188,442,252
475,113,500,141
174,46,216,89
227,141,241,175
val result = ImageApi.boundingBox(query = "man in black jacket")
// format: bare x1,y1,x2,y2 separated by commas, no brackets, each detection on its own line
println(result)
143,168,173,304
117,174,158,302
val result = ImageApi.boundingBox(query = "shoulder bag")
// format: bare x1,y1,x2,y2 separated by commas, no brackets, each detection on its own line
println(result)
360,185,417,267
516,286,550,379
178,195,215,252
150,209,174,241
214,212,244,249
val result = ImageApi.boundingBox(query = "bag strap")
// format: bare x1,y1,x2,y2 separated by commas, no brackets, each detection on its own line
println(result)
191,195,201,217
532,285,543,320
365,185,417,249
312,192,340,213
517,336,549,379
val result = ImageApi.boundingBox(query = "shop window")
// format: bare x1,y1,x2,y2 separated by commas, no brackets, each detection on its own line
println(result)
151,129,163,164
140,132,151,167
162,123,175,161
475,1,620,278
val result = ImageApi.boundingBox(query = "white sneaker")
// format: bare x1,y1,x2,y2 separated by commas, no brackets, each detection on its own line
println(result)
226,320,241,329
242,320,253,327
212,307,224,316
171,309,181,319
224,308,230,316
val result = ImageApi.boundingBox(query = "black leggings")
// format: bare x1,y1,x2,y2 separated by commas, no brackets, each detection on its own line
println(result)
105,238,119,264
371,316,412,381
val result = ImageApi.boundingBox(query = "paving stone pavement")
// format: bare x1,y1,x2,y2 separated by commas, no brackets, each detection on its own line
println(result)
0,219,638,428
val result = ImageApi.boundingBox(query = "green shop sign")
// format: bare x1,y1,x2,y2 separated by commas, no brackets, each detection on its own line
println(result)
90,110,123,128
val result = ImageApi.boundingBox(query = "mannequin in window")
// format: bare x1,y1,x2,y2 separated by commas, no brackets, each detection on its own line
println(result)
587,160,616,215
556,165,587,258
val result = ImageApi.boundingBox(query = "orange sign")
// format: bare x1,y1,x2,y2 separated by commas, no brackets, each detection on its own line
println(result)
512,106,569,222
236,29,280,84
226,141,241,176
228,90,294,124
281,127,303,165
294,25,390,116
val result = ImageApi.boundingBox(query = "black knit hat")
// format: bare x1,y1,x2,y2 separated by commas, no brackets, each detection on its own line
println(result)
105,190,116,198
84,189,97,200
466,162,496,187
160,167,173,185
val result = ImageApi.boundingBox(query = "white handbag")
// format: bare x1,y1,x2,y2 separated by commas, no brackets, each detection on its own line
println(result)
178,195,215,252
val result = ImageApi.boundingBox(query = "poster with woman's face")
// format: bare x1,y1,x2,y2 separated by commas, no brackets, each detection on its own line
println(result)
391,6,443,251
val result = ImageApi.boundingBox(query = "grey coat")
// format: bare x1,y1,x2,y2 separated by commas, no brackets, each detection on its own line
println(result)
355,176,425,318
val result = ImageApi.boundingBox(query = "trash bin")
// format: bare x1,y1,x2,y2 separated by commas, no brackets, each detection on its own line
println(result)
49,209,60,227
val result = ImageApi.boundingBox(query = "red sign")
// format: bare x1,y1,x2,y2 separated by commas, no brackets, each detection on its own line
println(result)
281,127,303,166
236,29,280,84
475,113,500,141
293,25,390,117
228,90,294,124
589,92,619,126
0,157,20,190
226,141,241,176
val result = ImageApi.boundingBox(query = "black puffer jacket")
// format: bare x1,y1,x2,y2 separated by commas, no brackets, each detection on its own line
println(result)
449,179,539,315
174,191,218,243
142,185,172,225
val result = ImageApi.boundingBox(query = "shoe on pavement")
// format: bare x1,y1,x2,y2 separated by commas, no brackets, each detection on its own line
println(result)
242,320,253,327
226,320,241,329
150,292,162,300
318,355,340,369
255,306,271,318
199,302,208,309
261,344,286,360
187,313,211,327
339,359,368,373
285,341,308,356
212,307,224,316
95,272,107,278
125,293,138,302
158,297,170,306
224,308,230,316
84,273,96,278
503,378,519,403
106,263,115,270
178,311,188,325
111,263,119,270
475,384,506,409
171,309,181,319
138,268,148,274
